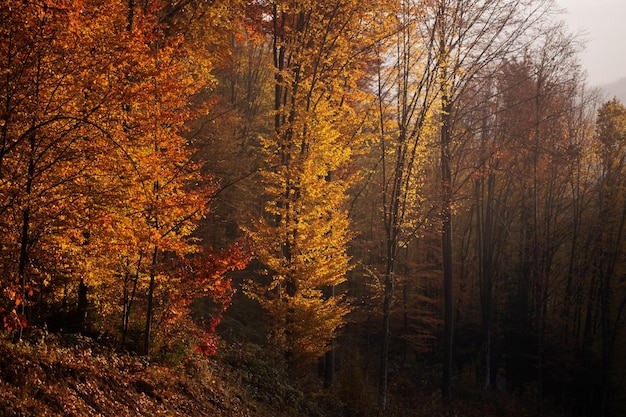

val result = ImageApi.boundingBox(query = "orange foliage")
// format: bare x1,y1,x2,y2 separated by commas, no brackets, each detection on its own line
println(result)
149,240,251,357
0,0,249,356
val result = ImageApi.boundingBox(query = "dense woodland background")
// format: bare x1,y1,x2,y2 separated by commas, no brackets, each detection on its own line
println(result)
2,0,626,416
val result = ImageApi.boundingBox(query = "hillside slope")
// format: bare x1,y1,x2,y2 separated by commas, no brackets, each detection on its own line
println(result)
0,330,563,417
601,77,626,103
0,333,293,417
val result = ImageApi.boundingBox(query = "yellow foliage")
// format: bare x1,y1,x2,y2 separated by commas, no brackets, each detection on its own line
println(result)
244,0,387,366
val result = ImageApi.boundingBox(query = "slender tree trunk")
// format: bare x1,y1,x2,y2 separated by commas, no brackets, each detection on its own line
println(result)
323,284,335,388
441,91,454,400
435,2,454,398
18,206,31,339
563,166,582,345
17,49,42,341
77,279,88,333
533,76,544,412
376,47,398,410
476,156,496,389
121,257,141,349
402,247,410,359
17,131,36,341
379,241,395,410
122,272,130,347
144,246,159,356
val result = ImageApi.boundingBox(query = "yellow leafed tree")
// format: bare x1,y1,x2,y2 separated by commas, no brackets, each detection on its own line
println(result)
245,0,381,368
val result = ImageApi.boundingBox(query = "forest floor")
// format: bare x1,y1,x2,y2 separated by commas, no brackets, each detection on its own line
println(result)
0,329,556,417
0,331,301,417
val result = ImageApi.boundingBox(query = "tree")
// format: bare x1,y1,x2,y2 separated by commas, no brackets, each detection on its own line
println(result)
590,98,626,416
245,0,380,371
119,0,242,357
425,0,555,398
0,0,150,336
0,0,248,359
368,0,439,407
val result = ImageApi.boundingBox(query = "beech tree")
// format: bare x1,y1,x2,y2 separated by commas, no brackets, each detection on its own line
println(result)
350,0,557,405
368,0,439,408
423,0,556,398
245,0,382,370
589,98,626,416
0,0,149,335
0,0,249,358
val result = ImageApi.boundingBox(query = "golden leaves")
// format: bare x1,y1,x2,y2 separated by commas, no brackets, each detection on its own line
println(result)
244,0,382,366
0,0,244,356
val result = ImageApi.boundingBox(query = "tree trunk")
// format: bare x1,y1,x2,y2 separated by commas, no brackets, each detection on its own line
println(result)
441,91,454,400
17,133,36,341
144,246,159,357
77,278,88,333
379,245,395,410
323,284,335,388
121,260,141,349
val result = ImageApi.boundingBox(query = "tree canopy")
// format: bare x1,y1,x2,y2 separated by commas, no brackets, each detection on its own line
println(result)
2,1,626,416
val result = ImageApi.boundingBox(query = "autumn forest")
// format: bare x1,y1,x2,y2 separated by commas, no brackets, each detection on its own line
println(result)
2,0,626,416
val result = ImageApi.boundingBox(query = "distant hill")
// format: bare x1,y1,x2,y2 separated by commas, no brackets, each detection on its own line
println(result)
600,77,626,104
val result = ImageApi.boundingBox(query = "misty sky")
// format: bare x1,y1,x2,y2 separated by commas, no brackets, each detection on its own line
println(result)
555,0,626,86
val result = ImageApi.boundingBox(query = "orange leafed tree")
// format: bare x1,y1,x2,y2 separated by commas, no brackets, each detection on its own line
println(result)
0,0,249,357
0,0,146,335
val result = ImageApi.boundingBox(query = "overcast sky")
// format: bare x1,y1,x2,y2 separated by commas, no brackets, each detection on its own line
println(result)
555,0,626,86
